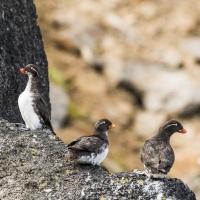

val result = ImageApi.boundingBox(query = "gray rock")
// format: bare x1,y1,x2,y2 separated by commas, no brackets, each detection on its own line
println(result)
180,37,200,58
151,45,183,69
123,61,200,115
134,111,167,138
0,120,196,199
50,82,69,129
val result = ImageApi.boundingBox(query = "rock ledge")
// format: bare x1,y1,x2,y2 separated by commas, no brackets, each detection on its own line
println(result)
0,120,196,200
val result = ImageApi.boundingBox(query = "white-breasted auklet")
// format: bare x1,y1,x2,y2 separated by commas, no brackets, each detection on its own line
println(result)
140,120,187,179
18,64,55,134
66,119,115,165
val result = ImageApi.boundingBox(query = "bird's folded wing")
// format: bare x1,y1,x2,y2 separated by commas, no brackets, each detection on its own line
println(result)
158,146,174,173
68,136,104,152
140,140,160,168
141,141,174,173
35,95,53,130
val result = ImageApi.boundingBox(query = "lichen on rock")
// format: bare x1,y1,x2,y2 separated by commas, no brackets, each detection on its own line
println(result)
0,120,196,199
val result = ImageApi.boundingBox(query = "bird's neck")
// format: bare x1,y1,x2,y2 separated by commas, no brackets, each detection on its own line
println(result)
93,131,108,142
26,76,40,93
155,130,172,142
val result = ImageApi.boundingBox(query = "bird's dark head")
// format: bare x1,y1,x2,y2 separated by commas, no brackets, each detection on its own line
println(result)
162,120,187,134
20,64,38,77
94,119,115,132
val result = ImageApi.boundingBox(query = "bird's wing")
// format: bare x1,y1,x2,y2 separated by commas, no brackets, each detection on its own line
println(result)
158,145,174,173
35,95,54,132
140,139,174,173
140,139,160,169
68,136,105,152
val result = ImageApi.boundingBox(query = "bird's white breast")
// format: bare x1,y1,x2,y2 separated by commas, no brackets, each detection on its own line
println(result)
92,145,109,165
18,89,42,130
76,145,109,165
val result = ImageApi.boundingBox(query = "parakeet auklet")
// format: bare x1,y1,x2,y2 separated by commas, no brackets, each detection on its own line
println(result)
18,64,55,134
140,120,187,179
66,119,115,165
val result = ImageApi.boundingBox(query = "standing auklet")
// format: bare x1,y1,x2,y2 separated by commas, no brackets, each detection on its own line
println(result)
18,64,55,134
66,119,115,165
140,120,187,179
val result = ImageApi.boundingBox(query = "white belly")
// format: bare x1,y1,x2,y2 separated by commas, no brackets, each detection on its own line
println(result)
18,91,42,130
92,146,109,165
77,145,109,165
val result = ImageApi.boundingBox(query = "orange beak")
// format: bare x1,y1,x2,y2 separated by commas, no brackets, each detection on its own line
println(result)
179,128,187,134
109,124,115,129
20,68,26,74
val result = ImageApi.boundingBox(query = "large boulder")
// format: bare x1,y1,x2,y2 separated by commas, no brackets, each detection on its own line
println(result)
0,120,196,199
0,0,49,123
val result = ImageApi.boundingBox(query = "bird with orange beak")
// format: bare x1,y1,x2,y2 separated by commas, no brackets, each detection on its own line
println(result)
18,64,55,134
66,119,115,165
140,119,187,179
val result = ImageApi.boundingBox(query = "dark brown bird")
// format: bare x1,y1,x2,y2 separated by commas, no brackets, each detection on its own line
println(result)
18,64,55,134
66,119,115,165
140,120,187,179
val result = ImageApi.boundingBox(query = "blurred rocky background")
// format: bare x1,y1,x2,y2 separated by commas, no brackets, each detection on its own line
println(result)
34,0,200,197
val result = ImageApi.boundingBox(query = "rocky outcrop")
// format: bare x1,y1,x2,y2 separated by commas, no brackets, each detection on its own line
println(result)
0,0,49,123
0,120,196,199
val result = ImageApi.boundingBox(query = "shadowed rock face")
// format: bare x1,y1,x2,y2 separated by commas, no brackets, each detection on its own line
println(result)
0,0,49,123
0,120,196,199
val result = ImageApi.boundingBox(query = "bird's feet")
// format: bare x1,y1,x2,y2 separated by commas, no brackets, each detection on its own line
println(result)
10,123,30,131
133,169,147,175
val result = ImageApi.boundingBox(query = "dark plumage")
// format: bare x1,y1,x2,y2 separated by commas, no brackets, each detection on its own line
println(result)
67,119,115,165
18,64,55,134
140,120,187,179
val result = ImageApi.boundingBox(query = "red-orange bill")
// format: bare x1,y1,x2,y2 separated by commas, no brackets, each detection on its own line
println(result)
20,68,25,74
179,128,187,134
109,124,115,129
